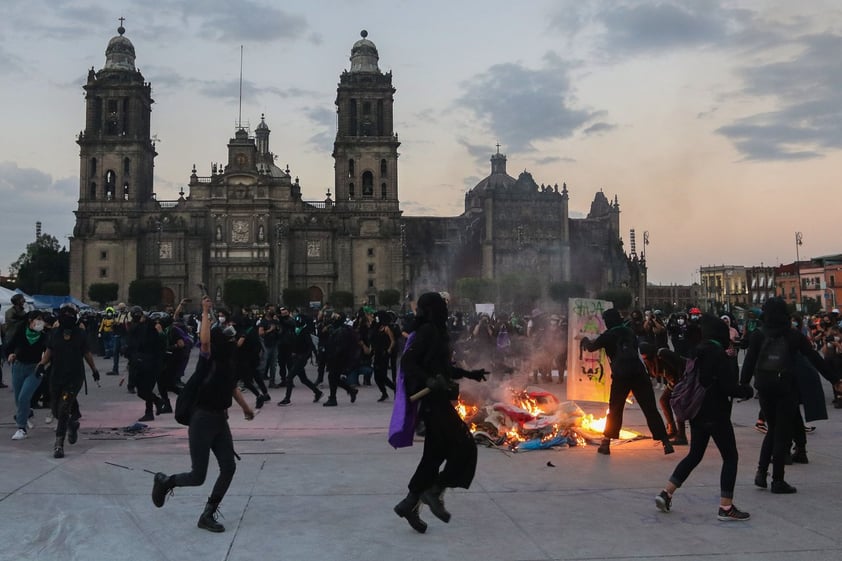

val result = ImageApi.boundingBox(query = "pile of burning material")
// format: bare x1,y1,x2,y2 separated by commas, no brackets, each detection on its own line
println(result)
457,388,640,451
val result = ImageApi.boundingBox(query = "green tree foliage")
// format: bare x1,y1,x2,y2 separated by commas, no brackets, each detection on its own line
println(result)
40,281,69,296
455,277,496,304
497,274,541,312
378,288,401,308
129,279,163,309
10,234,69,294
282,288,310,310
548,281,586,303
328,290,354,310
88,282,119,308
596,288,634,311
801,296,822,316
224,279,268,312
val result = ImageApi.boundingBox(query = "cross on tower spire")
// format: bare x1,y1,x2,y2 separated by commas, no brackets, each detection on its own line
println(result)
496,141,501,154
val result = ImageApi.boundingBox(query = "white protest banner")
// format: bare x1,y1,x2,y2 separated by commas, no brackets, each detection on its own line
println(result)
566,298,612,403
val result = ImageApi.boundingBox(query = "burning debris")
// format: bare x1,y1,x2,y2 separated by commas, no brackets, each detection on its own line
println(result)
457,387,640,452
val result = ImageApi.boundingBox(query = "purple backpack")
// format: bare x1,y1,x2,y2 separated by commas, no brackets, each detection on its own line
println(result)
669,358,707,423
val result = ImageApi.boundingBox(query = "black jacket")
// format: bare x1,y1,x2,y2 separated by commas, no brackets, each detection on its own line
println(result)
740,326,837,387
693,340,751,424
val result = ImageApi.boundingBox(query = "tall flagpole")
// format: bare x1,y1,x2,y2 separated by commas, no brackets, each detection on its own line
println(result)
238,45,243,128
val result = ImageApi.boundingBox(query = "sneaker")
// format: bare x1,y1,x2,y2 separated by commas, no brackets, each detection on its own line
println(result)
754,469,768,489
138,413,154,422
662,440,675,455
313,389,323,403
804,426,816,433
597,442,611,455
349,388,358,404
151,473,174,508
53,445,64,459
717,504,750,521
322,398,338,407
12,428,27,440
791,449,809,464
754,421,767,434
655,490,671,512
44,414,53,424
68,420,80,445
770,480,797,494
278,398,291,406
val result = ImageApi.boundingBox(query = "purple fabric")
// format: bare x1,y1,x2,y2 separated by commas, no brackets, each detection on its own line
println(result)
388,332,418,449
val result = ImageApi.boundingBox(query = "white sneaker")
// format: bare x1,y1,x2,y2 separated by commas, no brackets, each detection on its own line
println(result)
44,415,53,424
27,419,35,430
12,429,27,440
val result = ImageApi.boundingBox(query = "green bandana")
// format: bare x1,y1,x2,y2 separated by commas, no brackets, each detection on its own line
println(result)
25,327,40,345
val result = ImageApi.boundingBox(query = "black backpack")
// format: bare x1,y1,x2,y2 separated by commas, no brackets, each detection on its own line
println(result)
610,326,645,372
753,333,793,393
174,355,215,426
670,358,707,423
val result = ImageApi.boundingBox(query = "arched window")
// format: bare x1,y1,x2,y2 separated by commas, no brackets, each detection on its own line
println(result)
89,181,97,200
362,171,374,197
123,157,130,175
348,158,355,178
349,182,355,198
380,159,387,177
105,170,116,198
381,182,387,200
123,182,129,200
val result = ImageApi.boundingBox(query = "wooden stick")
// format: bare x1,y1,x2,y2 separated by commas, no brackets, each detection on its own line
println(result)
410,388,430,402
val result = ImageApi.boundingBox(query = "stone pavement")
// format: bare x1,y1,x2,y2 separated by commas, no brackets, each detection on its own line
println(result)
1,354,841,561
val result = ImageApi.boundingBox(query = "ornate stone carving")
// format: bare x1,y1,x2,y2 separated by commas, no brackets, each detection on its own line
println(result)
232,219,250,243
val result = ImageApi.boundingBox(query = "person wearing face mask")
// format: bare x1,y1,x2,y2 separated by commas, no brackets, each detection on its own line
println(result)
125,306,167,422
667,312,690,357
36,304,100,458
322,312,359,407
277,313,322,405
2,293,28,388
7,311,49,440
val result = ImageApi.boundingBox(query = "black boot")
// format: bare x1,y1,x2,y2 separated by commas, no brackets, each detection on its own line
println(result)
151,473,175,507
770,480,797,494
754,469,768,489
158,400,173,414
791,447,809,464
394,493,427,533
323,397,338,407
420,484,451,523
53,436,65,459
155,397,165,416
597,438,611,455
197,498,225,532
68,420,80,445
662,438,675,455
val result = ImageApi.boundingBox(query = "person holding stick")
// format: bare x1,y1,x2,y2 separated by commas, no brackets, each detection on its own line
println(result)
393,292,486,533
150,296,255,533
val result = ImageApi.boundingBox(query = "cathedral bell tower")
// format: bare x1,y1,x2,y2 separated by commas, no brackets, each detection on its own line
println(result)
77,22,155,206
333,30,400,209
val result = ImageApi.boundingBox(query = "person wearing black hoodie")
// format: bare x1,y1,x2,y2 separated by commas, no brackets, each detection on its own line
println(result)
655,314,754,520
740,297,842,494
580,308,673,455
393,292,486,533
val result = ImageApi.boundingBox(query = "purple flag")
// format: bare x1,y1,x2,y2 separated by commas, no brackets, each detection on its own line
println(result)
388,332,418,448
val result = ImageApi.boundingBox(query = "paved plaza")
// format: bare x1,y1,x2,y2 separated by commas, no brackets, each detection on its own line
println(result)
1,354,841,561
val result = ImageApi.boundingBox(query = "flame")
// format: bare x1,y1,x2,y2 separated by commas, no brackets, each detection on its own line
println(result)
456,399,479,421
511,389,544,417
580,409,638,440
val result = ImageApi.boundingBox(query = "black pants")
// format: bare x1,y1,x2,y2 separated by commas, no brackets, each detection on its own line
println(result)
130,357,161,414
373,359,395,396
604,371,668,440
277,349,292,384
327,367,355,400
51,378,83,439
669,417,739,499
172,409,236,503
284,353,320,400
758,391,799,481
315,350,326,385
409,400,477,495
240,365,268,398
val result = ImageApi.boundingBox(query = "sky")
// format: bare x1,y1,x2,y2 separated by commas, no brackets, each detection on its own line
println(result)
1,0,841,285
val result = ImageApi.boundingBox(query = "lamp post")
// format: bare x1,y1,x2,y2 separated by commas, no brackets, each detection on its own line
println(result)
795,232,803,312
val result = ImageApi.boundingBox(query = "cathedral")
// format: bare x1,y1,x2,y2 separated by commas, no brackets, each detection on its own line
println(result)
69,25,642,310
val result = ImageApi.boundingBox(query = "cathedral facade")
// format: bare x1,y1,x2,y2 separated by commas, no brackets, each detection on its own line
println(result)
69,26,641,309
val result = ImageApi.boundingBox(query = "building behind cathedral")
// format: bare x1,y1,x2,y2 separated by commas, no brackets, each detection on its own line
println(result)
69,26,643,310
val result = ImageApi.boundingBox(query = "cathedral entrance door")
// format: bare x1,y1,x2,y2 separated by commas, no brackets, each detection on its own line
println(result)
308,286,323,307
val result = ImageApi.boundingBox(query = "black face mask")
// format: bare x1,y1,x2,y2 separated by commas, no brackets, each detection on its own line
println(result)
58,316,77,331
131,314,143,322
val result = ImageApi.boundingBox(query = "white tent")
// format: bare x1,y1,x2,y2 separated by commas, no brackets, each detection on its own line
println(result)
0,287,34,310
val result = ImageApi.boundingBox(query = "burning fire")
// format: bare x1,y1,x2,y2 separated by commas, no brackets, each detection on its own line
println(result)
456,399,478,421
580,409,639,440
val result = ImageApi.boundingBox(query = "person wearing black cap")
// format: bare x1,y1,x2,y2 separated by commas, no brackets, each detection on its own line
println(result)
580,307,674,456
740,297,842,494
393,292,487,532
36,304,100,458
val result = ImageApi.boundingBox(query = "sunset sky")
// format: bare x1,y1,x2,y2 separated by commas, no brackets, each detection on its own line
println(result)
2,0,841,285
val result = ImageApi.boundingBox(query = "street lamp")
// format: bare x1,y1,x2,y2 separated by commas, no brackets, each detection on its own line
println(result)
795,232,803,311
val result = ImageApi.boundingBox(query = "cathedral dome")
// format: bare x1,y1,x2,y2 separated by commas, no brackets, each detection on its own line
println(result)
104,25,136,72
349,30,380,73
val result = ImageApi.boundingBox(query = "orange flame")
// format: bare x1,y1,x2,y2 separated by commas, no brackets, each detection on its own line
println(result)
580,409,638,440
456,399,479,421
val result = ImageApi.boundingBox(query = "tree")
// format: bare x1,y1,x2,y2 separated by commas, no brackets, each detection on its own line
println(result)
10,234,69,295
801,296,822,316
88,282,119,308
455,277,496,304
282,288,310,310
41,281,69,296
596,288,634,311
224,279,268,312
328,290,354,310
548,281,586,304
378,288,401,308
129,279,163,309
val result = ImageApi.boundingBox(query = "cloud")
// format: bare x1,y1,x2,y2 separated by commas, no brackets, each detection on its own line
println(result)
167,0,312,43
533,156,576,165
303,106,335,153
582,122,617,136
196,79,314,102
0,162,76,273
456,53,598,154
718,32,842,160
457,138,497,165
0,46,23,75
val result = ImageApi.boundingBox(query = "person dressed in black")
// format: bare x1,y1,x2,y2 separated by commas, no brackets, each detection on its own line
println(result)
37,304,100,458
740,297,842,494
277,313,323,405
580,308,673,456
125,306,167,422
372,311,397,402
393,292,486,533
655,314,755,521
151,296,255,533
232,313,270,409
322,312,359,407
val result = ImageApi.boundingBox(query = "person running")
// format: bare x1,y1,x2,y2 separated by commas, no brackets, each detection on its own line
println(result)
37,304,100,458
277,312,323,405
393,292,486,533
580,308,674,456
150,296,255,533
655,314,755,521
7,311,48,440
